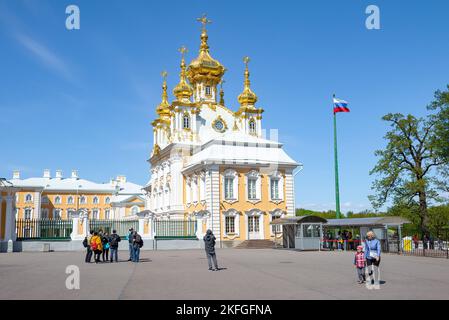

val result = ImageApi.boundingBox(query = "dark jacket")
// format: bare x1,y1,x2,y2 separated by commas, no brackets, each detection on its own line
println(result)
128,232,134,244
109,233,121,249
203,230,216,254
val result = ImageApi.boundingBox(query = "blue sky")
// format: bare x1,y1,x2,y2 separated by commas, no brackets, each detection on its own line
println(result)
1,0,448,213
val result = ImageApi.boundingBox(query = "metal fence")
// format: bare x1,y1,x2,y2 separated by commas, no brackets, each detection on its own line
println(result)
15,219,72,240
154,219,197,239
320,237,449,259
89,219,139,237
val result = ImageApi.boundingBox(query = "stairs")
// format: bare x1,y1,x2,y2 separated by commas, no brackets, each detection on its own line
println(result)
235,240,275,249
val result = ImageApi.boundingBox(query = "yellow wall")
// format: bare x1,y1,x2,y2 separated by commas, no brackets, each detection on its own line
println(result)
1,198,6,239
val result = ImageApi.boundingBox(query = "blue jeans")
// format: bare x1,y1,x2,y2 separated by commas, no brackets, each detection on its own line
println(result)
110,248,118,262
128,243,133,260
132,245,140,262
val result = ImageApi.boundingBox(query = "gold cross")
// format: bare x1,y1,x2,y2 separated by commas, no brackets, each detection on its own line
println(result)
178,46,188,58
243,56,250,66
161,71,168,81
196,14,212,31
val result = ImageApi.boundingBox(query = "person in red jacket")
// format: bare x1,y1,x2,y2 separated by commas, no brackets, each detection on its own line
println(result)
354,245,366,284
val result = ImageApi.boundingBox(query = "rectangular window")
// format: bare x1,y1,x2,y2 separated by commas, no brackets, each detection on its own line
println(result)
105,210,110,220
248,179,257,200
224,177,234,199
205,86,211,95
225,216,235,234
270,179,280,200
271,215,281,233
53,209,61,220
24,209,32,220
92,210,99,220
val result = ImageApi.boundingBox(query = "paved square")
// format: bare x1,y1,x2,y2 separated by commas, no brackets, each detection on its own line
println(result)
1,249,448,299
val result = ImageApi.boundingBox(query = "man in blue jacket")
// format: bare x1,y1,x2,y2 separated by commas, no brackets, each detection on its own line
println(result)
364,231,381,288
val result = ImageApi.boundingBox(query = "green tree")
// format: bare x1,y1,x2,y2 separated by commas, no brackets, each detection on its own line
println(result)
428,85,449,193
428,205,449,238
369,113,445,237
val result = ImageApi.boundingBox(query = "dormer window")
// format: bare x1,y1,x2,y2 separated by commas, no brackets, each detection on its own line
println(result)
183,113,190,129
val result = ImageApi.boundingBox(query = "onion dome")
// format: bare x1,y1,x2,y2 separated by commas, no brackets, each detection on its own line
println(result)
173,46,193,101
187,15,225,85
238,56,258,107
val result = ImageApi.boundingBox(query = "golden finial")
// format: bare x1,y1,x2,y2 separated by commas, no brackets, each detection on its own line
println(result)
196,14,212,31
173,48,193,101
238,56,258,107
219,79,225,105
157,70,170,115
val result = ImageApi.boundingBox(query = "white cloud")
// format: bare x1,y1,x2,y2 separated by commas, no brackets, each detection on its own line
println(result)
15,33,74,81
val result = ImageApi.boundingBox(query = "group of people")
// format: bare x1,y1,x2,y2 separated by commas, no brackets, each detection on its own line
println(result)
412,234,444,250
83,228,144,263
323,230,360,251
353,231,382,288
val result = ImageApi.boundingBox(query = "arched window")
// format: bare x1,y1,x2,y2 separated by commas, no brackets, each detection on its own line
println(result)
55,196,61,204
131,206,139,215
105,209,111,220
80,196,86,204
53,209,61,220
92,209,99,220
105,197,111,204
249,119,256,134
25,194,33,203
183,113,190,129
67,210,75,219
93,196,99,204
68,196,74,204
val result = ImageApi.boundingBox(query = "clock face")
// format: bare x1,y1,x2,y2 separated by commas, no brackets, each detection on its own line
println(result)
214,120,224,132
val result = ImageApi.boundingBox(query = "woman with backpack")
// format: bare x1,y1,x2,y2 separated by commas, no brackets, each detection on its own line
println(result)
90,231,103,263
102,232,110,262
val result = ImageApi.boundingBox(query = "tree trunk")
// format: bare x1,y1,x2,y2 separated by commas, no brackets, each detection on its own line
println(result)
418,191,430,237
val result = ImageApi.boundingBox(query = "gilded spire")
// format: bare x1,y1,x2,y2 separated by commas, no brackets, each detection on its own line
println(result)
156,71,170,117
197,14,212,53
238,56,258,107
173,46,193,101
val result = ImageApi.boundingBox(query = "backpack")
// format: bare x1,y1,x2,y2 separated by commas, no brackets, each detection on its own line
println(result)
91,239,98,251
82,237,88,248
135,234,143,248
110,235,118,247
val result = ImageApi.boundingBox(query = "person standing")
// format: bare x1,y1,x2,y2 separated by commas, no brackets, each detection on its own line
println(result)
84,230,94,263
90,231,103,264
354,245,366,284
102,232,110,262
132,231,143,263
203,229,219,271
109,229,121,263
364,231,381,288
127,228,134,261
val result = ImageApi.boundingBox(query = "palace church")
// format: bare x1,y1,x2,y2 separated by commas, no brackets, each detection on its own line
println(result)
144,16,300,246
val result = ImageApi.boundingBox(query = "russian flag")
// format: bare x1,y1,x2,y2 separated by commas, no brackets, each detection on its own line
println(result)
333,98,350,113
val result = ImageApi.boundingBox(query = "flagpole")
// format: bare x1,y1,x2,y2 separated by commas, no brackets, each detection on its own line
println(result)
333,94,341,219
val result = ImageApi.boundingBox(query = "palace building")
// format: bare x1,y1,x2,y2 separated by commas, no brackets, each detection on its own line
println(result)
8,169,145,221
144,16,300,246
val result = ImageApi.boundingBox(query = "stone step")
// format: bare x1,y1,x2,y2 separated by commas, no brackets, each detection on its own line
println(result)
235,240,275,249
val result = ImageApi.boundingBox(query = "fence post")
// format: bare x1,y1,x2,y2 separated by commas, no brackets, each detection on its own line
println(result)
70,212,84,240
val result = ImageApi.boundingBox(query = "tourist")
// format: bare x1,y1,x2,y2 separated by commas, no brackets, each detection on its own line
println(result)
354,245,366,284
84,230,94,263
203,229,219,271
132,230,143,262
102,232,110,262
127,228,134,261
364,231,381,288
90,231,103,264
412,234,419,249
109,229,121,262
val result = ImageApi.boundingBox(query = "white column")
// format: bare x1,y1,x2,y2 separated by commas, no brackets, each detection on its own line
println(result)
0,195,3,240
70,211,84,240
81,212,89,237
206,166,220,240
34,191,41,219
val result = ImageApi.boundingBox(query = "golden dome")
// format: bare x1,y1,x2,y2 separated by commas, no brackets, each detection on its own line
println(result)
173,46,193,101
187,15,225,85
156,71,171,118
238,57,258,106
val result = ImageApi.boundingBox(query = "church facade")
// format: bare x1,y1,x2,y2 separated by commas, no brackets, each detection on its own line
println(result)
144,16,300,246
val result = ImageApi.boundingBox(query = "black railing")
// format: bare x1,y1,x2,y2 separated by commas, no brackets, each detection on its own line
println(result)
89,219,139,237
16,219,72,240
154,220,197,239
